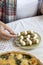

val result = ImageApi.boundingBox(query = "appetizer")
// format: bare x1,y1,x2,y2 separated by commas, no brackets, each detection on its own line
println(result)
14,30,41,49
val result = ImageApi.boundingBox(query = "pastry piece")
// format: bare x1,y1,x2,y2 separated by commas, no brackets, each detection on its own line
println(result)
24,31,27,35
26,38,32,45
33,33,38,39
20,39,26,46
20,36,24,39
27,35,30,39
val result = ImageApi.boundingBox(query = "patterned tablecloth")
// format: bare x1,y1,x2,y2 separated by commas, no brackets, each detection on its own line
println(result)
0,15,43,63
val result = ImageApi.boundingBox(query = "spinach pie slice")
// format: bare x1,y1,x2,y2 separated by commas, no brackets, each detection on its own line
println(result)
0,51,42,65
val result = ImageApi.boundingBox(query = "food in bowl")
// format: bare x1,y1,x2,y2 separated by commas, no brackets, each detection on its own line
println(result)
14,30,41,49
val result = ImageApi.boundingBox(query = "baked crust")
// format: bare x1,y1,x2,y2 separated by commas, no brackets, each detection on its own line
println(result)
0,51,43,65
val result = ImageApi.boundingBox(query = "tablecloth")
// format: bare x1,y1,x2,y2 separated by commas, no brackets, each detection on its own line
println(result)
0,15,43,63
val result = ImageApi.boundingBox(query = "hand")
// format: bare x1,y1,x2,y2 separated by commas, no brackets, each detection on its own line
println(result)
0,21,16,40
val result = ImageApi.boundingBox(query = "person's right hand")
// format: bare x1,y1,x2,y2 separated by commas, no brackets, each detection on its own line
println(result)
0,21,16,40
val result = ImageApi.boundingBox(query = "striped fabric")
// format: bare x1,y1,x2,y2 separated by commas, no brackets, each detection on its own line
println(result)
0,0,17,23
41,0,43,14
0,0,43,23
38,0,43,14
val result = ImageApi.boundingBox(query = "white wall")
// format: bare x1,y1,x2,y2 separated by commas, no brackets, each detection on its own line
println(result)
16,0,39,19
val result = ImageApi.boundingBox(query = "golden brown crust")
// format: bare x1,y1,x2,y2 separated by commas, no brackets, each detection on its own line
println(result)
0,51,43,65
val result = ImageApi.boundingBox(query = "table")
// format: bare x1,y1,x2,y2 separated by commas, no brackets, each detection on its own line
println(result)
0,15,43,63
